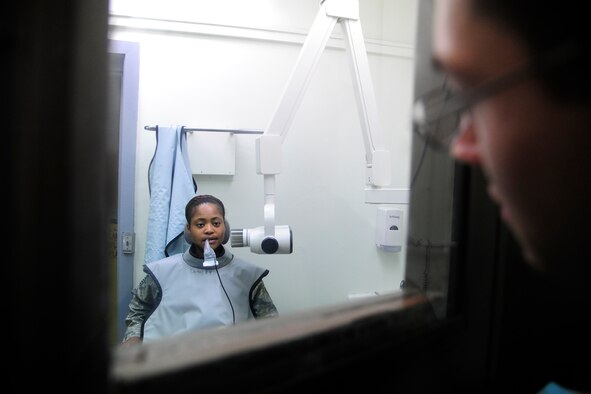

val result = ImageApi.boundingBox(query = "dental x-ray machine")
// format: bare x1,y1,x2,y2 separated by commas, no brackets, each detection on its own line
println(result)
231,0,392,254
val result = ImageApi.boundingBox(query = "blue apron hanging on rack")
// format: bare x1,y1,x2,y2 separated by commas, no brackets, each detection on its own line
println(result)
145,125,197,263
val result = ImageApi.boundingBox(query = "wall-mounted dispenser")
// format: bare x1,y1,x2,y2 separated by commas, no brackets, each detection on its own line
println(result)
376,207,403,252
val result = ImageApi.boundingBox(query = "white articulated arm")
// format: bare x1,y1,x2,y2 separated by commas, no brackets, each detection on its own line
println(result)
339,13,391,187
240,0,391,254
256,0,390,186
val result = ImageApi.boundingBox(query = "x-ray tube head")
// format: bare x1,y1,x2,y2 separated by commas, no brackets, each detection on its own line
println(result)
231,225,293,254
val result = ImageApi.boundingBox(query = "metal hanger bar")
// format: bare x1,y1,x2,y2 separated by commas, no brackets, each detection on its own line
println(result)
144,125,263,134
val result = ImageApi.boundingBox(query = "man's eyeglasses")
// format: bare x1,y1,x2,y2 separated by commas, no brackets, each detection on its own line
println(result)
412,43,580,151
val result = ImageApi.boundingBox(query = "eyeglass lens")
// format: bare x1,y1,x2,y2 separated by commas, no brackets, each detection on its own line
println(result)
413,87,465,150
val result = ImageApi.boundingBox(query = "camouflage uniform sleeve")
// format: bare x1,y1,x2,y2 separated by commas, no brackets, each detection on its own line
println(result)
251,280,279,318
122,274,161,342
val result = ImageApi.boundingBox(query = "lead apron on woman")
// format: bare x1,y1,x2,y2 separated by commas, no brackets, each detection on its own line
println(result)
142,249,269,341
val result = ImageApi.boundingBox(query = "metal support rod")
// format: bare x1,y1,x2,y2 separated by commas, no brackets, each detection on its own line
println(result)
144,125,263,134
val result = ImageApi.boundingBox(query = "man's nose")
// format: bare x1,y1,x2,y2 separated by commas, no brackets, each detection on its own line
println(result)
450,113,481,165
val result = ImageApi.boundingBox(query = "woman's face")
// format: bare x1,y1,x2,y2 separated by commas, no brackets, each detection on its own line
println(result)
187,203,226,251
433,0,591,273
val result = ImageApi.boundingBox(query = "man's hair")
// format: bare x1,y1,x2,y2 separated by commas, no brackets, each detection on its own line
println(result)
185,194,226,223
472,0,590,102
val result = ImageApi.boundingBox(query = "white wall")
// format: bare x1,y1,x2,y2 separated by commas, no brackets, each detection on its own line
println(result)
109,0,418,315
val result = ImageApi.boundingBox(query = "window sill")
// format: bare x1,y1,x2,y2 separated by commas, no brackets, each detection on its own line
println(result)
111,289,444,390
